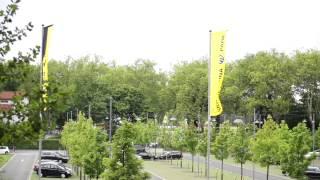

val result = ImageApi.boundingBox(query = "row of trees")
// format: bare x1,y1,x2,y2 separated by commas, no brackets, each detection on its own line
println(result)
61,113,149,180
128,118,314,180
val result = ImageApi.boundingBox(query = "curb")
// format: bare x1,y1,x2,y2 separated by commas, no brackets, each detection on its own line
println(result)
28,153,38,180
0,153,16,171
145,170,166,180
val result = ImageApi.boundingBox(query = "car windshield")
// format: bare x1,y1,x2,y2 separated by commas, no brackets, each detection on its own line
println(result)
57,165,66,170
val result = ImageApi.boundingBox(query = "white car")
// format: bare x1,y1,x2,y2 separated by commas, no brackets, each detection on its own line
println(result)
0,146,10,154
304,149,320,159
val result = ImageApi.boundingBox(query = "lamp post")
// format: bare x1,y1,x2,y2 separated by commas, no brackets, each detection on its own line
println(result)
169,116,176,164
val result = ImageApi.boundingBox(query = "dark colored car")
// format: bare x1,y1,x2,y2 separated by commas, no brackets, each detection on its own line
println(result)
305,166,320,180
158,151,183,160
41,151,69,163
34,161,72,178
137,152,155,160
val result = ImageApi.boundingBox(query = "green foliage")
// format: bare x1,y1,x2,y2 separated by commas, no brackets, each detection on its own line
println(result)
167,60,208,120
280,123,313,179
158,126,172,150
102,122,149,180
212,121,232,160
250,118,281,179
172,127,186,152
184,126,198,172
229,123,252,164
61,113,108,178
133,121,158,145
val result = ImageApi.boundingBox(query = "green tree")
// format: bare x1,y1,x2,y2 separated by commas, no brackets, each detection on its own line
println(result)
292,50,320,127
102,122,149,180
172,127,186,168
280,123,313,179
185,126,198,172
196,131,208,176
0,0,40,142
250,118,280,180
167,60,208,121
61,113,108,179
212,121,232,180
229,123,252,180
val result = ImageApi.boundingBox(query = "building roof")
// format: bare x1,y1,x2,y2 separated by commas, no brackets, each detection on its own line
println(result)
0,91,23,100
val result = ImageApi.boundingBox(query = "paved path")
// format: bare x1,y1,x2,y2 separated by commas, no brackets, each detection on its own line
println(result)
183,153,292,180
0,150,37,180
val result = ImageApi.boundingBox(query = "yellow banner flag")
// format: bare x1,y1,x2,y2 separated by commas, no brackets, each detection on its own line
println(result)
41,25,53,110
209,31,226,116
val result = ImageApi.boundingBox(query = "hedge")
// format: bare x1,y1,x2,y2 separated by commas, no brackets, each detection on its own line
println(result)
15,139,64,150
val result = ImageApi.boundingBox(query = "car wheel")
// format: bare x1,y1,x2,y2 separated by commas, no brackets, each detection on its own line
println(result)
61,173,66,178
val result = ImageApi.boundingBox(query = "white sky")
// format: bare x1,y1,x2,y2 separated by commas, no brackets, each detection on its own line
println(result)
2,0,320,71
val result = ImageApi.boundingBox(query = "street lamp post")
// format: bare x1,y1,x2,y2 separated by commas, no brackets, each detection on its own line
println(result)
169,116,176,165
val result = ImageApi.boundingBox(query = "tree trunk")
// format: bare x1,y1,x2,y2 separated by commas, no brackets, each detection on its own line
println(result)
192,154,194,172
241,162,243,180
221,158,224,180
197,154,200,175
80,167,82,180
267,164,269,180
180,150,183,168
205,156,207,177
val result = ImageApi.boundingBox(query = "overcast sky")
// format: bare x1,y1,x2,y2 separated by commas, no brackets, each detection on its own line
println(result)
2,0,320,71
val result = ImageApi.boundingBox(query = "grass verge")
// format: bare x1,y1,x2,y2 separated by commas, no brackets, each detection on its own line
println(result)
31,171,80,180
0,154,13,168
144,159,252,180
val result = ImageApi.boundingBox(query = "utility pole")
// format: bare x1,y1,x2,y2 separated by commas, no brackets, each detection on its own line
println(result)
309,92,314,152
252,108,256,180
109,97,112,157
76,108,79,120
88,104,91,119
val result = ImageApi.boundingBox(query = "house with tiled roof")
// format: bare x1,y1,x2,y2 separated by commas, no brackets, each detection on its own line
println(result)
0,91,28,123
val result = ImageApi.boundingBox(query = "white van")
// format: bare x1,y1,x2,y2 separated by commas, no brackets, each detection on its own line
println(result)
0,146,10,154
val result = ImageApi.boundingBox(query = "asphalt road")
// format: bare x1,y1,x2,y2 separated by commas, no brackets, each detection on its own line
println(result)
183,153,292,180
0,150,37,180
0,150,163,180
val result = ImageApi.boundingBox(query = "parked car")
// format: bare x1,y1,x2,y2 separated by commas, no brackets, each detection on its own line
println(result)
134,144,146,154
0,146,9,154
34,161,72,178
137,152,155,160
34,160,71,172
41,151,69,163
149,142,159,148
158,151,183,160
304,166,320,179
304,149,320,159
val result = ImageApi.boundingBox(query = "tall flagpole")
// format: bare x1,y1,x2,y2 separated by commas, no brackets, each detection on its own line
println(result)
207,30,212,179
38,24,44,180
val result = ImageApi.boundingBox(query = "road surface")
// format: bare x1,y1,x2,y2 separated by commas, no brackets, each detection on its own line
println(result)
0,150,37,180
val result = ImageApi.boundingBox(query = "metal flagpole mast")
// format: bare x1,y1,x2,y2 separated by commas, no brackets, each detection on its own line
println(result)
252,108,256,180
207,30,212,179
38,24,44,180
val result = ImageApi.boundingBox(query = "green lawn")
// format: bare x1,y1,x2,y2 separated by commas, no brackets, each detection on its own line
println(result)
144,159,252,180
0,154,13,168
146,148,284,177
